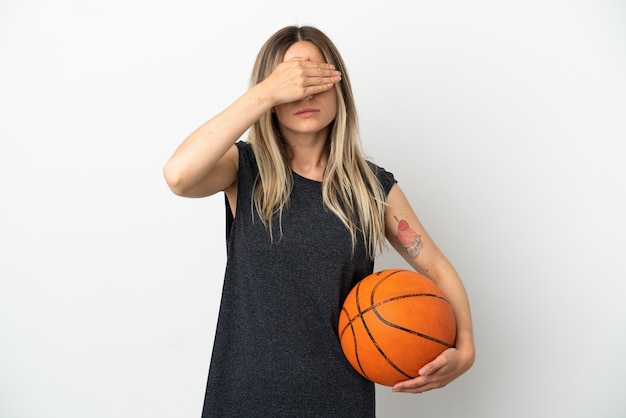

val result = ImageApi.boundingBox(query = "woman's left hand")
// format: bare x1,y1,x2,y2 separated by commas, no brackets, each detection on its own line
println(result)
391,345,475,394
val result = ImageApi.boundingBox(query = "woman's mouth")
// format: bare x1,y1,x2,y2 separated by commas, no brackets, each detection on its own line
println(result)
294,107,319,117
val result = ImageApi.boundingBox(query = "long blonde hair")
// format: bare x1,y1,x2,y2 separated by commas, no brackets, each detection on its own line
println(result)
248,26,387,259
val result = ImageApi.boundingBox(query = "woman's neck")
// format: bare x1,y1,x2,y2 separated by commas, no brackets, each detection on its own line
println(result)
284,133,328,181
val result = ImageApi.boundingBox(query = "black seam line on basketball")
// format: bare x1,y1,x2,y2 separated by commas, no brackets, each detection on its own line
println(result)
370,306,455,348
341,306,369,380
369,270,453,309
352,281,373,381
337,293,451,337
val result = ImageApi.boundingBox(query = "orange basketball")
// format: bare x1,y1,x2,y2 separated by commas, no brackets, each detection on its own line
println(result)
338,269,457,386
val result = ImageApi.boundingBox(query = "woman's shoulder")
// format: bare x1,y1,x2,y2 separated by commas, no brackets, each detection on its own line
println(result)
367,160,397,195
235,141,255,164
235,140,253,155
234,140,259,177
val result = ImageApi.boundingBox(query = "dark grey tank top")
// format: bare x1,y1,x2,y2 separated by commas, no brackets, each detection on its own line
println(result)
202,141,396,417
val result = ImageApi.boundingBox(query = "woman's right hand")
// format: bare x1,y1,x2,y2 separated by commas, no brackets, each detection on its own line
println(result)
259,57,342,106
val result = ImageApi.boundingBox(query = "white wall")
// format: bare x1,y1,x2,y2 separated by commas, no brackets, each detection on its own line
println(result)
1,1,625,417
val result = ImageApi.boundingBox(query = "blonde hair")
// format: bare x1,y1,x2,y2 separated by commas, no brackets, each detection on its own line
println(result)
248,26,387,259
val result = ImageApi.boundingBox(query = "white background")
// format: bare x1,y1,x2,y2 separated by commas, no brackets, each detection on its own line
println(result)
1,0,625,417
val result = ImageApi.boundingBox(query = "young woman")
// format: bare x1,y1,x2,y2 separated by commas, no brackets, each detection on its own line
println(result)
164,25,474,417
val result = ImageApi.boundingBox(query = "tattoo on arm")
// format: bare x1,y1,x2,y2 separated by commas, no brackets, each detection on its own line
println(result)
394,216,423,258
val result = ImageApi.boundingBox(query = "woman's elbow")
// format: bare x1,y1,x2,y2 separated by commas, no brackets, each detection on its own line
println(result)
163,162,189,196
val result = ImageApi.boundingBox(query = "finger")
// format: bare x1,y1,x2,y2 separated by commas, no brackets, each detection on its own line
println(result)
391,376,425,393
418,349,450,376
281,61,339,84
301,61,336,71
418,362,439,377
393,382,440,394
302,78,341,97
292,58,337,73
298,66,340,79
392,375,445,394
302,71,342,88
286,55,310,60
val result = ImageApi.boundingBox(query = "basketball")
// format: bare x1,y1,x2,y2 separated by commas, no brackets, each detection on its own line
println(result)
338,269,457,386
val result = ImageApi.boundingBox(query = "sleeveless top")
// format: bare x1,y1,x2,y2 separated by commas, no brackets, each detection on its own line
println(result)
202,141,397,417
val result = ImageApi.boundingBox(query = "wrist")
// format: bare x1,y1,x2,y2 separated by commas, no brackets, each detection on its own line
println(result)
455,338,476,371
247,82,278,110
